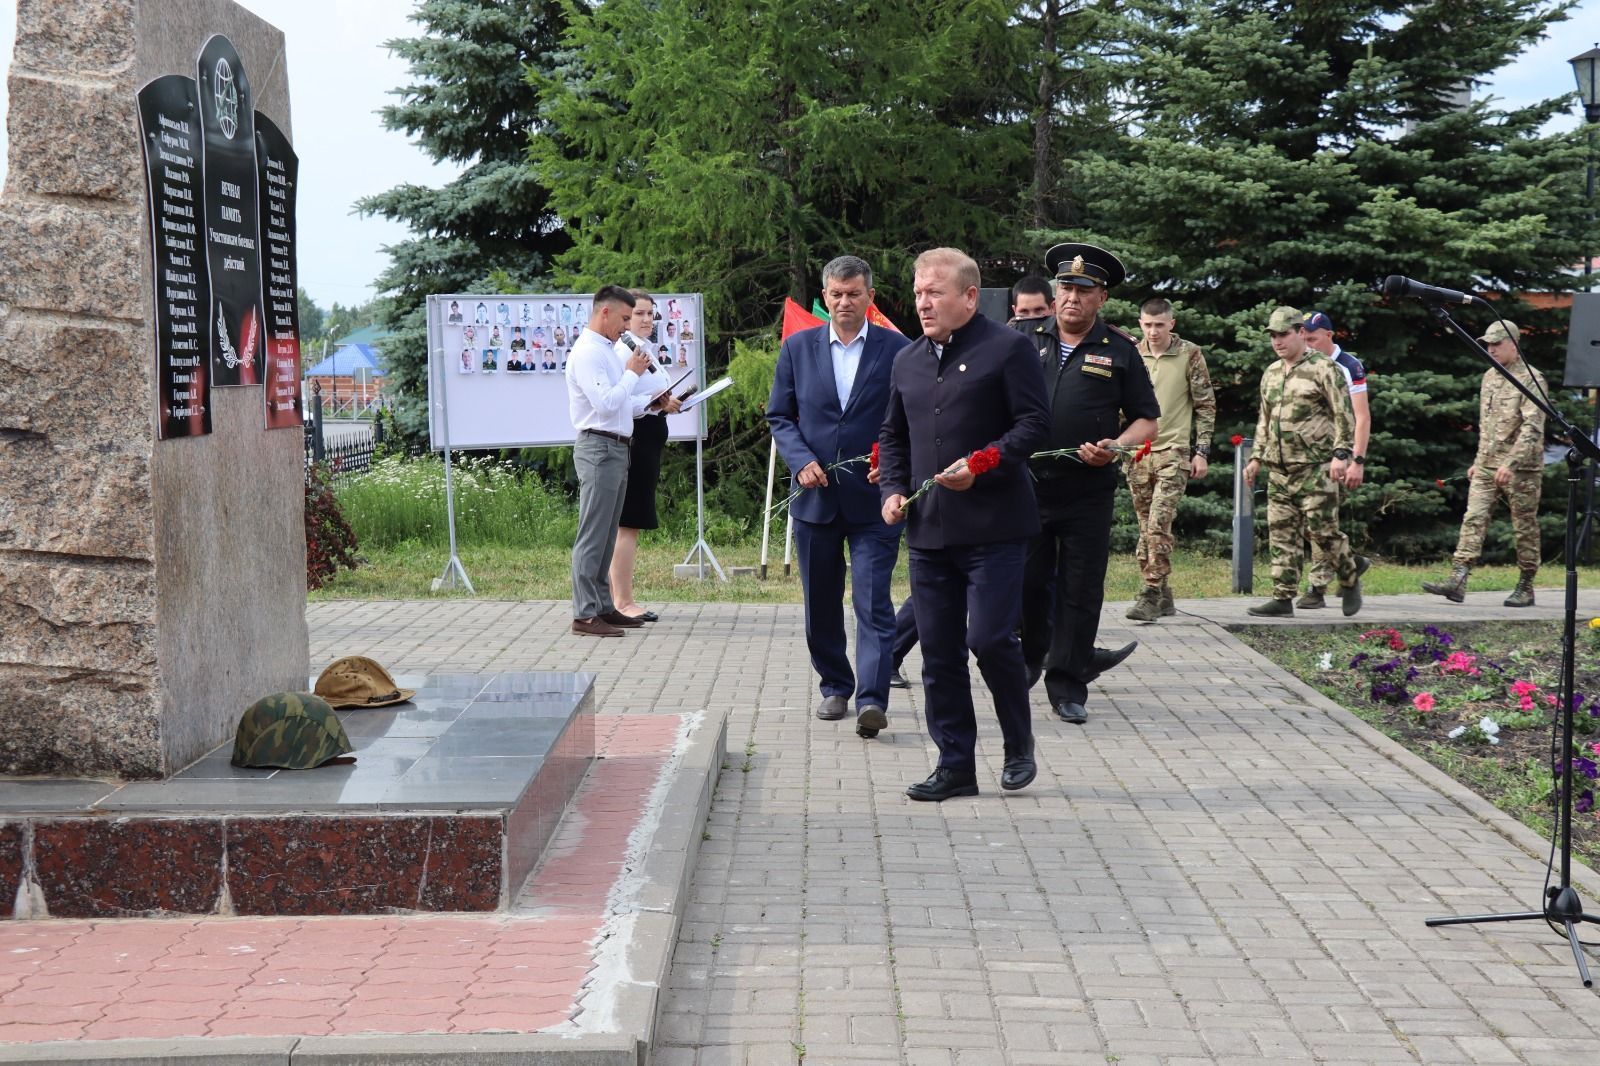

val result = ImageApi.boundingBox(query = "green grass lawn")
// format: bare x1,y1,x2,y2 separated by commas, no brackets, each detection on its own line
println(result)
310,540,1600,603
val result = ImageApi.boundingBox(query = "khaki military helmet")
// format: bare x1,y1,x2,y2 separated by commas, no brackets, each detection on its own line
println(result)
231,692,355,770
314,655,416,709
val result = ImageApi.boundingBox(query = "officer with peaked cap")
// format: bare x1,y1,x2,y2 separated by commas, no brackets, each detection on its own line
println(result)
1019,242,1160,726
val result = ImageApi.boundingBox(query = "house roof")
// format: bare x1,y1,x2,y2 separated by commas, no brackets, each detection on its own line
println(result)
304,343,386,377
334,324,389,348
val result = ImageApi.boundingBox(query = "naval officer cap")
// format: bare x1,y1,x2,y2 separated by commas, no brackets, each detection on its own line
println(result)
1044,242,1127,289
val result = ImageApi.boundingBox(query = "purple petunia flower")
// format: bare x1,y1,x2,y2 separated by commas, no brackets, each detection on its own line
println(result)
1579,790,1595,814
1406,667,1420,680
1349,653,1370,669
1575,757,1599,781
1373,658,1400,675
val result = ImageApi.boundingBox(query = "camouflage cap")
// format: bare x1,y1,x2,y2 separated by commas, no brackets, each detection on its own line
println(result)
231,692,355,770
1479,320,1521,345
314,655,416,709
1266,306,1303,334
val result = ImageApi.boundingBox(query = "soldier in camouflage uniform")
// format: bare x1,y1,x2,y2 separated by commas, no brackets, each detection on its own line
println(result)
1422,320,1546,607
1242,306,1368,617
1125,297,1216,621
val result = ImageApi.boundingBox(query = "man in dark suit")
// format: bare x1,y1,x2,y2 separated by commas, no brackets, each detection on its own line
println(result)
879,248,1051,801
1021,243,1160,726
768,255,905,739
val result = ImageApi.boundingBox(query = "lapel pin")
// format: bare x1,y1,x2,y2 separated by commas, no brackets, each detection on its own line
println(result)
958,364,967,372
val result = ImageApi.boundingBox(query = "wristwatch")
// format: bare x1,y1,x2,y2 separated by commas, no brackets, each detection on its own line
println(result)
1193,444,1210,459
1351,455,1365,465
1332,448,1353,461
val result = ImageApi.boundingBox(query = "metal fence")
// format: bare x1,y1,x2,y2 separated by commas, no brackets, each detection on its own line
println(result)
304,393,384,480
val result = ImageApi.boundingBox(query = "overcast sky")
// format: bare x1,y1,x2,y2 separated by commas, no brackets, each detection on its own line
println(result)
0,1,1595,310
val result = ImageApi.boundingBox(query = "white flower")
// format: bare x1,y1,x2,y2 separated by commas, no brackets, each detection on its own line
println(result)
1318,652,1334,671
1448,725,1466,739
1479,717,1500,736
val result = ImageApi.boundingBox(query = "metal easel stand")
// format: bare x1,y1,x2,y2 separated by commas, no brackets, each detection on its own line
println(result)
428,322,474,594
680,392,726,581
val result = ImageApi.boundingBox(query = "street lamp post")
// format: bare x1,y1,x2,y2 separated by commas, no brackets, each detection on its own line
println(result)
1574,44,1600,286
1569,45,1599,560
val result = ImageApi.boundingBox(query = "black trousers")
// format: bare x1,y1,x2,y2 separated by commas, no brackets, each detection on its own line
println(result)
890,597,918,670
909,540,1032,772
1021,482,1115,706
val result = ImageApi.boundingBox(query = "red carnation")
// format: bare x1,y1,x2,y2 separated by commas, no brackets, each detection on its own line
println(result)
1133,440,1153,463
1435,478,1445,488
966,446,1002,476
870,442,880,471
1230,434,1244,446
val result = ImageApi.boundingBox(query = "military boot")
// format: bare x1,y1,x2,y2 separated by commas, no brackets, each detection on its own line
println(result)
1159,583,1176,617
1125,585,1163,622
1295,587,1326,609
1247,597,1294,617
1504,572,1536,608
1421,564,1470,604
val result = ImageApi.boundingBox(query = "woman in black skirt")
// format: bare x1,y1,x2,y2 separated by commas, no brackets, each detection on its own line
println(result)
610,290,670,621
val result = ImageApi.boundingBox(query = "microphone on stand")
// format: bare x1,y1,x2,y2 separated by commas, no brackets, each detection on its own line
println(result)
1380,275,1482,306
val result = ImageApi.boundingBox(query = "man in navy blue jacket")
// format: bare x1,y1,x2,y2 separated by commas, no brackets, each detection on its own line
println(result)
879,248,1051,801
768,256,905,739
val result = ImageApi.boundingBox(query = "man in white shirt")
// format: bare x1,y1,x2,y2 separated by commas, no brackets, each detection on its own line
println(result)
566,285,655,636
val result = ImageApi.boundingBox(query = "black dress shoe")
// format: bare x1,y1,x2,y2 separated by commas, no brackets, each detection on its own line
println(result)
906,768,979,802
635,610,660,623
1001,740,1036,791
1089,641,1137,676
1053,700,1088,724
599,610,644,629
856,705,887,739
816,695,849,720
889,668,910,689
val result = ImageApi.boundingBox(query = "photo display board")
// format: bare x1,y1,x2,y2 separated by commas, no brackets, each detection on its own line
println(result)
427,293,706,450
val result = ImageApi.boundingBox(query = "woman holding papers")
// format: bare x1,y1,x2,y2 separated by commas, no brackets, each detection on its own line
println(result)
610,290,677,622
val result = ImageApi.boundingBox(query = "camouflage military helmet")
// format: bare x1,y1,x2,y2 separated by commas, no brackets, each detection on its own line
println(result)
231,692,355,770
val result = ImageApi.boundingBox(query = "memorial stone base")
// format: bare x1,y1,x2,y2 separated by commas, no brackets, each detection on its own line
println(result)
0,673,593,917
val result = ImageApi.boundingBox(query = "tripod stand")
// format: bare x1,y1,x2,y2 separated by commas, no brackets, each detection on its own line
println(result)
1422,304,1600,987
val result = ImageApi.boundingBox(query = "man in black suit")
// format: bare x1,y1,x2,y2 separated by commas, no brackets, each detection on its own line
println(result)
879,248,1051,801
1021,243,1160,726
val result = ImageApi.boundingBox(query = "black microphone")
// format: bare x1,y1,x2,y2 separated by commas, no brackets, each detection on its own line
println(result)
1380,275,1480,306
619,330,657,372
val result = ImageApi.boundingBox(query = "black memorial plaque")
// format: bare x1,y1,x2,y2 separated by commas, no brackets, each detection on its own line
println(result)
138,74,212,440
255,113,302,429
196,34,264,387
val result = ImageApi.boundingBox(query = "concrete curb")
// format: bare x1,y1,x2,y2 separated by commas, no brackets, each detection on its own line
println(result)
1212,621,1600,902
0,712,728,1066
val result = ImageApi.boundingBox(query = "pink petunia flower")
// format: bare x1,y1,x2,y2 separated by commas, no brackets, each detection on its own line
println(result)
1412,692,1436,712
1519,695,1536,711
1511,680,1538,697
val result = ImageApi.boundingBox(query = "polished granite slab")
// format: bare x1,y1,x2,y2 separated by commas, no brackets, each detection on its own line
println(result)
0,672,594,917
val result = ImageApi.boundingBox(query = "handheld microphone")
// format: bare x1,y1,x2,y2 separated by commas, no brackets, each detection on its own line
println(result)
1380,275,1480,306
619,330,657,372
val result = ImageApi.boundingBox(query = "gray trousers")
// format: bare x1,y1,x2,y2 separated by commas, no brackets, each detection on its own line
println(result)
572,432,631,619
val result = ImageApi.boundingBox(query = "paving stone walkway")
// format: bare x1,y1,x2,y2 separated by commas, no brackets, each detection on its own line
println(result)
307,591,1600,1066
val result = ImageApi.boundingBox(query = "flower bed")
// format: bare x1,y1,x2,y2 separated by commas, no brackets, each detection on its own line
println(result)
1238,621,1600,869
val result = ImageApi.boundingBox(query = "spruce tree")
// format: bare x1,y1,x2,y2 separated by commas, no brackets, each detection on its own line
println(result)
1051,0,1591,561
358,0,570,440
